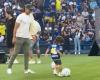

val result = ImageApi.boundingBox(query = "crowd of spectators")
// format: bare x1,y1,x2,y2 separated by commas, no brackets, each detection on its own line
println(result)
43,0,97,53
0,0,99,53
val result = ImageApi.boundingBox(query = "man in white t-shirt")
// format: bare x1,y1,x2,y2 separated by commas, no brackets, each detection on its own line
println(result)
7,4,35,74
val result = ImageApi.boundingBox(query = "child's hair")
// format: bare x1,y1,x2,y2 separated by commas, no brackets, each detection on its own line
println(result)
54,36,64,44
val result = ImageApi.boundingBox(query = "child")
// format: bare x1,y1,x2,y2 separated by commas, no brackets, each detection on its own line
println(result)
45,36,64,76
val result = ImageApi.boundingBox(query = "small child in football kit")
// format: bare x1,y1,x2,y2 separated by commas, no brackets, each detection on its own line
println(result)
45,36,64,76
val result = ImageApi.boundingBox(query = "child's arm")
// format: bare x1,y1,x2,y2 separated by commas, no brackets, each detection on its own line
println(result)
45,48,50,57
57,50,62,55
57,46,62,56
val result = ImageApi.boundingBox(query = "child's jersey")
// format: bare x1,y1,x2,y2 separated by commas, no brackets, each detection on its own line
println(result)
48,44,59,54
48,44,60,59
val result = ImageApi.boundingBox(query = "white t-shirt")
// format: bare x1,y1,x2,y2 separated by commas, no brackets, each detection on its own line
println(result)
29,20,41,39
69,2,73,5
35,21,41,33
75,32,81,38
16,13,31,38
82,11,89,17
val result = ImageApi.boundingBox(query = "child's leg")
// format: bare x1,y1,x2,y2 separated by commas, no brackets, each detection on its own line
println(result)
54,59,62,74
55,64,63,76
55,64,62,73
51,62,57,74
51,54,62,75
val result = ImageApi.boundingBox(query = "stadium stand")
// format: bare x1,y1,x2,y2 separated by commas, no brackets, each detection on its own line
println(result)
0,0,98,54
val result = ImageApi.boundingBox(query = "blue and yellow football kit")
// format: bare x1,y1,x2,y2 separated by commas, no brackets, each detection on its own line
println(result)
48,44,62,65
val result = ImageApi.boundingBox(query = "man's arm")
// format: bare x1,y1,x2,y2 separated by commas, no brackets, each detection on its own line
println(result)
13,23,20,38
12,22,20,44
13,14,22,39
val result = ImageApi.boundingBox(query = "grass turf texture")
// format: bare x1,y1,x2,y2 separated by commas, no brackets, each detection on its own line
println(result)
0,54,100,80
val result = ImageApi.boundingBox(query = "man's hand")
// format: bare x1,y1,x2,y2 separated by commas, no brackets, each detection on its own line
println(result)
32,35,37,41
12,22,20,44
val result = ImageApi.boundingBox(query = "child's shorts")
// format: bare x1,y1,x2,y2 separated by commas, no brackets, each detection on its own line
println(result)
51,54,62,65
53,59,62,65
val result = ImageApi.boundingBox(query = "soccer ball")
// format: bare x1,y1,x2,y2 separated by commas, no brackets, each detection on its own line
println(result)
61,68,71,77
51,62,56,69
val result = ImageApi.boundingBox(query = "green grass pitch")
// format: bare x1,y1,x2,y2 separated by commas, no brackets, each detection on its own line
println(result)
0,54,100,80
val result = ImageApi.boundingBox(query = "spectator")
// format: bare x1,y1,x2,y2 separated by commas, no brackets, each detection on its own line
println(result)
63,30,71,54
89,9,95,29
61,0,67,11
82,8,89,22
49,0,56,12
74,28,81,55
81,0,89,10
56,0,62,12
84,19,92,31
76,12,84,29
89,0,98,9
82,32,91,43
0,0,96,54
